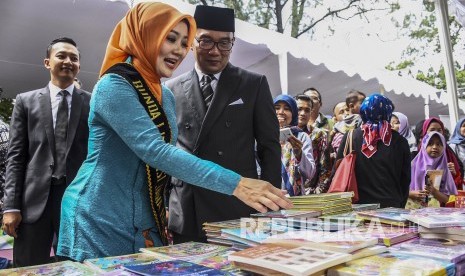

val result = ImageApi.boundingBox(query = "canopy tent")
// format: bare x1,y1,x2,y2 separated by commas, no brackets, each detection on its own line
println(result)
0,0,462,125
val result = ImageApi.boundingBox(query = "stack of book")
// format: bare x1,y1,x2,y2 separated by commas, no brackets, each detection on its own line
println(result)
356,207,411,226
327,251,455,276
343,224,418,247
419,225,465,241
290,192,354,216
0,261,97,275
316,212,364,232
263,229,379,254
402,207,465,228
228,243,352,276
202,219,245,246
140,242,230,261
392,237,465,266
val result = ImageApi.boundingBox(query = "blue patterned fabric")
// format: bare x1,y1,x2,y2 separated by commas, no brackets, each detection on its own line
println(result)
360,93,394,124
57,74,240,261
359,93,394,158
273,94,298,126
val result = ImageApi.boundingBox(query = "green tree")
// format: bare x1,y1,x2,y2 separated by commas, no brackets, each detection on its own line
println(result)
187,0,397,38
386,0,465,91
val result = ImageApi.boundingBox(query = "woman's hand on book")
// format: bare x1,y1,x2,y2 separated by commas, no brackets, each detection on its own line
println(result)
233,177,293,213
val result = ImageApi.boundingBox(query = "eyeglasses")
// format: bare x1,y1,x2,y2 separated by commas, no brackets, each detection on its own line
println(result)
195,38,234,51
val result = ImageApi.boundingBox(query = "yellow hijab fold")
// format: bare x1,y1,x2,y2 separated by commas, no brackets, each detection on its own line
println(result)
100,2,196,104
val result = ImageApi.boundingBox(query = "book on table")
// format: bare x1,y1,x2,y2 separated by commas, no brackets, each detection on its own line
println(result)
356,207,411,226
419,232,465,241
419,225,465,235
191,248,249,276
344,224,418,246
402,207,465,228
391,237,465,264
263,229,378,253
250,209,321,219
83,252,171,273
326,251,455,276
0,261,97,276
228,243,351,276
140,241,230,261
350,203,380,212
289,192,354,202
272,216,362,232
122,260,226,276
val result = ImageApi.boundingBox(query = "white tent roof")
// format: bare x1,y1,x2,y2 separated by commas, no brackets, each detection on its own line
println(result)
1,0,462,124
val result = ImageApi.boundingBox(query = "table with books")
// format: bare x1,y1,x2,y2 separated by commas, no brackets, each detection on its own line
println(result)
3,192,465,275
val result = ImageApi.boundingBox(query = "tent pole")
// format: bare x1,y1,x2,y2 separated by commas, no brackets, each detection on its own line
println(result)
434,0,459,129
424,96,430,119
278,52,288,94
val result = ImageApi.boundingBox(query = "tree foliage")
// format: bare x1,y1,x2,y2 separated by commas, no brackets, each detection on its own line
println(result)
187,0,397,38
386,0,465,92
0,98,14,124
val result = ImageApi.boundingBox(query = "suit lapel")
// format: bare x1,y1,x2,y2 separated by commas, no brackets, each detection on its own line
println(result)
66,88,83,155
195,63,240,149
183,70,207,124
39,87,56,156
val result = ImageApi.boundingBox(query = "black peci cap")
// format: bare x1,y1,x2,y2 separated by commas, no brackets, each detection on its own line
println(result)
194,5,235,32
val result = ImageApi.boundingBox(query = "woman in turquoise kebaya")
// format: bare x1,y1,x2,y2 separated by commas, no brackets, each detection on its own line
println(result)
57,2,291,262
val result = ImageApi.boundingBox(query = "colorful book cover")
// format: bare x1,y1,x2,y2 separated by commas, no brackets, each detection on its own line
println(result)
394,237,465,264
402,207,465,228
327,251,455,276
194,249,251,276
0,261,97,276
345,225,418,246
123,260,226,275
356,207,411,222
229,243,351,276
84,252,171,272
100,269,139,275
140,242,230,260
0,232,14,250
263,230,378,253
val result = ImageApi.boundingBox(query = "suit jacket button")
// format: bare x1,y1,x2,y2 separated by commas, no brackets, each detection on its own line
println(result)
225,121,231,128
185,123,191,129
217,151,223,156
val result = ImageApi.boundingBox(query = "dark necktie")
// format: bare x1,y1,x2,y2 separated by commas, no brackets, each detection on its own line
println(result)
200,74,215,108
54,90,69,178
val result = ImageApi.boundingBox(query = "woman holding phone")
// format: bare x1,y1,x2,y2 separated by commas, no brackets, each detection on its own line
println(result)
274,95,316,196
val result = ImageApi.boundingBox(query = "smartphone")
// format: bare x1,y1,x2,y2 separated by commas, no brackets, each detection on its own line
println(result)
279,127,293,142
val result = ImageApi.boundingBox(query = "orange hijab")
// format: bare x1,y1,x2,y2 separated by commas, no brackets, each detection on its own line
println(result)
99,2,196,104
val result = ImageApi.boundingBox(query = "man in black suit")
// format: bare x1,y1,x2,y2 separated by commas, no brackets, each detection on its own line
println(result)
2,37,90,266
166,6,281,243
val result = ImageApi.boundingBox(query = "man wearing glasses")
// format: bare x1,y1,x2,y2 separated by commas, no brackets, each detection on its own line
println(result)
166,5,281,243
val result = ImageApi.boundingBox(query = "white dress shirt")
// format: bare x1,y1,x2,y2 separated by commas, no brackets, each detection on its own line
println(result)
195,65,222,93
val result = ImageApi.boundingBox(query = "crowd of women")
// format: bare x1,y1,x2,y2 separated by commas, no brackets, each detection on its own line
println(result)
274,93,464,209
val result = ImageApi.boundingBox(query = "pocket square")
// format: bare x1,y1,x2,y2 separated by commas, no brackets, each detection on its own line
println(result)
228,98,244,105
